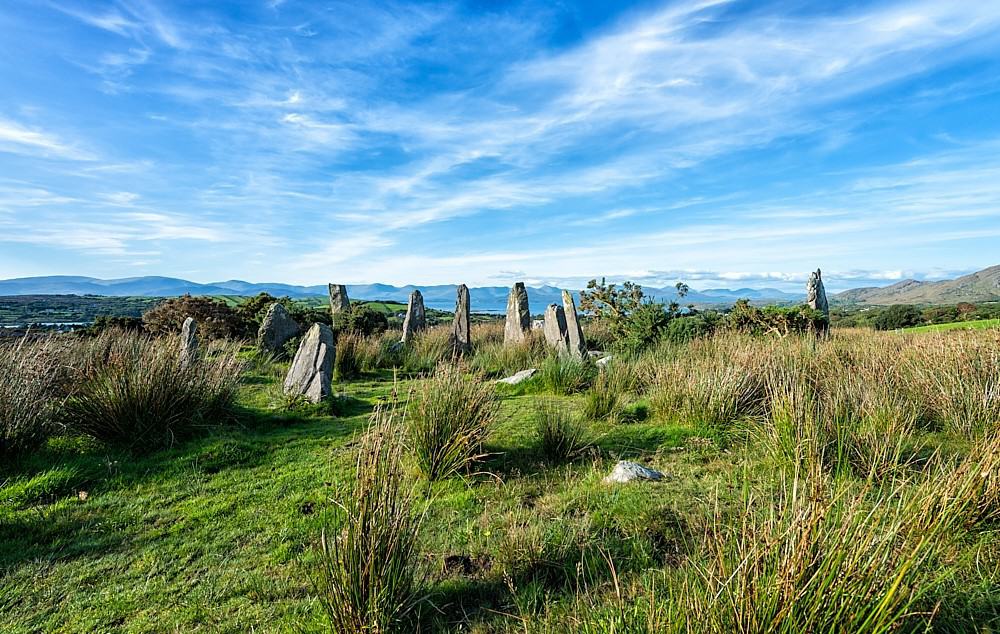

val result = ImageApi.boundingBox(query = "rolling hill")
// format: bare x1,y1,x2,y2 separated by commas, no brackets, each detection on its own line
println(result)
834,265,1000,305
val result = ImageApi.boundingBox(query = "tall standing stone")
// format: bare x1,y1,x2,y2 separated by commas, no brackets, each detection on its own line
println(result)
806,269,830,335
562,290,587,358
400,289,426,343
180,316,198,366
258,303,300,354
542,303,569,355
328,284,350,326
503,283,531,345
450,284,471,354
283,323,335,403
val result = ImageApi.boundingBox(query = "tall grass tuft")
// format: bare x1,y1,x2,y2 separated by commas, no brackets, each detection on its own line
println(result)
535,400,589,463
334,331,363,380
537,354,595,395
583,362,634,421
61,329,244,452
408,364,500,480
0,337,60,456
314,403,424,633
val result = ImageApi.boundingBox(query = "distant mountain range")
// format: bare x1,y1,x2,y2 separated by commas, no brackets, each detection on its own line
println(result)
3,266,996,311
833,265,1000,305
0,275,802,312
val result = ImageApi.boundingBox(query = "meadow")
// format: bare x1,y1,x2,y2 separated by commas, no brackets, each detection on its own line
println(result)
1,322,998,632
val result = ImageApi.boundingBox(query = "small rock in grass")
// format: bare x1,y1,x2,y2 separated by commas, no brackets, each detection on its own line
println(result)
596,355,613,367
496,368,537,385
603,460,664,484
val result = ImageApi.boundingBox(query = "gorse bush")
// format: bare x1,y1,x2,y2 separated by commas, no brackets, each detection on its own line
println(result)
142,294,242,339
0,338,60,457
535,400,589,463
314,404,424,633
61,330,244,452
408,364,500,480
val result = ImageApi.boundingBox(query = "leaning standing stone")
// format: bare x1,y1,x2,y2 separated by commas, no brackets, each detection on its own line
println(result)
503,282,531,345
806,269,831,335
562,290,587,358
328,284,350,326
180,316,198,365
401,289,426,343
283,323,335,403
450,284,471,354
258,303,300,354
543,303,569,354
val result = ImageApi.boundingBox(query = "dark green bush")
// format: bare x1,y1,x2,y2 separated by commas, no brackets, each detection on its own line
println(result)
871,305,923,331
339,305,389,337
664,315,715,344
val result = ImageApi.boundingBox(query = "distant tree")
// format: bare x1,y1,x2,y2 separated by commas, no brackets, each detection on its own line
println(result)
871,304,923,331
142,295,241,339
956,302,977,318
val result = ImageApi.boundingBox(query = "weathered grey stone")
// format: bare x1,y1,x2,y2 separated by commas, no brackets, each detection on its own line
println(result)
603,460,665,484
180,317,198,365
596,355,613,367
562,290,587,358
400,290,426,343
806,268,830,335
543,303,569,354
503,283,531,345
450,284,471,354
283,323,335,403
258,303,300,353
496,368,537,385
328,284,350,326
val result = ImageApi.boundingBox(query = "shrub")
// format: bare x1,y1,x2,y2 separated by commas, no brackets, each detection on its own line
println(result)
142,295,242,339
408,364,500,480
579,278,683,352
0,338,59,457
871,304,923,331
664,315,714,344
61,330,244,452
535,401,589,463
726,299,827,336
339,305,389,337
79,315,144,337
314,404,424,632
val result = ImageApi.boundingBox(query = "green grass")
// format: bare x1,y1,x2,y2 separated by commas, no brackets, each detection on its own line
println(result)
2,328,999,632
904,318,1000,332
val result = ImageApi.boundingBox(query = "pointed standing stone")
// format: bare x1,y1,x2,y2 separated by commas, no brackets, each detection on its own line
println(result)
450,284,471,354
503,282,532,345
328,284,350,326
258,303,300,354
806,269,830,335
400,289,426,343
542,303,569,354
283,323,335,403
180,316,198,365
562,290,587,358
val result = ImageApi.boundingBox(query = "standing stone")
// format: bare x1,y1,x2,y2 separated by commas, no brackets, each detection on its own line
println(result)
806,269,830,335
562,290,587,358
258,303,300,354
503,283,532,345
283,323,335,403
542,303,569,354
450,284,471,354
328,284,350,326
400,289,426,343
180,317,198,365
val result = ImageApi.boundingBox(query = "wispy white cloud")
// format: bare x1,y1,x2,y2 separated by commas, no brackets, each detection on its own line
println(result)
0,117,94,160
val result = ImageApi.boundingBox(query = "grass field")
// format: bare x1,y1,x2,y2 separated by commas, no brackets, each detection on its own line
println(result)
904,318,1000,333
2,325,998,632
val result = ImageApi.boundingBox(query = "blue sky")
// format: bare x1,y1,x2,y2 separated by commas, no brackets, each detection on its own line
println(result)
1,0,999,291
